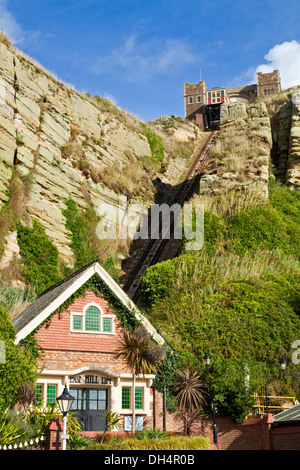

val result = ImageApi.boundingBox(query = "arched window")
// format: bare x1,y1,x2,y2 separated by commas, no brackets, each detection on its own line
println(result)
71,303,114,334
85,306,100,331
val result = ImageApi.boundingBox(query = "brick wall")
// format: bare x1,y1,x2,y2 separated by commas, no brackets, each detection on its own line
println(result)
184,81,207,117
35,290,129,373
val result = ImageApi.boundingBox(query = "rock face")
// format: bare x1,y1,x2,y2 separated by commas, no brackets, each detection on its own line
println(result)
0,41,198,268
200,101,271,198
286,90,300,190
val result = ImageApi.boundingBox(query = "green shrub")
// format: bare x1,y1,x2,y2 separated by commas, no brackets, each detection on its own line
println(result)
88,435,211,450
0,305,38,412
135,428,167,440
142,125,165,167
17,219,61,293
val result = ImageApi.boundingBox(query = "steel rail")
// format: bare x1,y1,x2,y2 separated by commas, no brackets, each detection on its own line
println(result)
123,130,217,302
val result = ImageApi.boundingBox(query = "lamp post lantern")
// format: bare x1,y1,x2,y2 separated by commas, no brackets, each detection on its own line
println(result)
56,385,74,450
279,355,300,379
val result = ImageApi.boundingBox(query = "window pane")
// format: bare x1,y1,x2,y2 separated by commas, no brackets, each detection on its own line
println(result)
73,316,82,330
122,387,131,409
34,384,43,406
47,385,57,405
103,317,112,332
135,388,143,410
85,307,100,331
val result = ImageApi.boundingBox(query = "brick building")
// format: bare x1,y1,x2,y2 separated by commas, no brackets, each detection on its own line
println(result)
256,70,282,99
13,260,166,434
184,70,281,128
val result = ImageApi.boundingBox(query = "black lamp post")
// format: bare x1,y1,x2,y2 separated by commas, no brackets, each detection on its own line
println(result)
56,385,75,450
279,355,300,379
204,352,219,449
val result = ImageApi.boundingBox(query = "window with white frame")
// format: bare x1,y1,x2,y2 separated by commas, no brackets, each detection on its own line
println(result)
70,303,115,334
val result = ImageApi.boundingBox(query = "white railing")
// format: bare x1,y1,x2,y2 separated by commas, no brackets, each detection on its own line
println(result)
0,435,44,450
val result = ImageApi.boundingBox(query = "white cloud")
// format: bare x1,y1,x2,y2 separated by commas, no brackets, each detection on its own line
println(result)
93,34,199,80
255,40,300,89
0,0,23,44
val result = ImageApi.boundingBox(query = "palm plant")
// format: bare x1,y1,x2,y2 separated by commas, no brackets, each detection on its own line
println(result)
171,368,209,436
15,382,36,418
100,410,123,443
115,326,165,433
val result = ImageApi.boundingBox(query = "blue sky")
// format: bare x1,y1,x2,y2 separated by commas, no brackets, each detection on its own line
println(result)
1,0,300,121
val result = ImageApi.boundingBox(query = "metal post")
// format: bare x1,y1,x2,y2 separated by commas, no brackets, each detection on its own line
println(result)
163,387,167,432
212,400,218,448
61,414,68,451
265,385,269,415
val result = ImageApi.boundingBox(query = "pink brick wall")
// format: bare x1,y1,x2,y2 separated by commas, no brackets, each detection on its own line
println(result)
35,290,129,372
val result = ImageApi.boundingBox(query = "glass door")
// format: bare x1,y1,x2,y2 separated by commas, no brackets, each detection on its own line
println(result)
70,388,107,431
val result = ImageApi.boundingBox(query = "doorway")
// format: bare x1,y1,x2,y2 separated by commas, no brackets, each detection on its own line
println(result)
70,388,107,431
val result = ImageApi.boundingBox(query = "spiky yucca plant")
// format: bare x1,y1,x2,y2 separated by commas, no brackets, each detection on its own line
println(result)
115,326,165,433
171,368,209,436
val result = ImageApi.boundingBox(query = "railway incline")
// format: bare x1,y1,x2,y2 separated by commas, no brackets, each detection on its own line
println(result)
120,130,217,304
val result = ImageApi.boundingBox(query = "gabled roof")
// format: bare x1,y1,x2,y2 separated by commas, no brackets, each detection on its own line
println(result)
273,404,300,424
13,259,165,346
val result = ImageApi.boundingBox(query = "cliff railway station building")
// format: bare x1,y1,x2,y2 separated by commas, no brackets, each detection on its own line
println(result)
13,260,166,434
184,70,281,129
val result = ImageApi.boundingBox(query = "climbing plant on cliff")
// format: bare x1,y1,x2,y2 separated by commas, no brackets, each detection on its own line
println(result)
17,219,61,294
62,197,119,282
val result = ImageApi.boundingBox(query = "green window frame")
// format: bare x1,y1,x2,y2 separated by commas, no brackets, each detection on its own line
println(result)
122,387,131,409
103,317,112,333
85,306,100,331
135,388,143,410
73,315,82,331
34,384,43,406
47,385,57,405
122,387,143,410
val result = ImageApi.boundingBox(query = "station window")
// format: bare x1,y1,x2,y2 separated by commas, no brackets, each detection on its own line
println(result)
122,387,144,410
122,387,131,409
85,307,100,331
189,97,193,104
34,384,57,406
197,96,201,103
47,385,57,405
208,92,211,99
71,304,114,334
34,384,43,406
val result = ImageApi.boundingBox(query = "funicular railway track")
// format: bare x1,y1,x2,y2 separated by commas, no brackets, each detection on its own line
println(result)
122,130,217,303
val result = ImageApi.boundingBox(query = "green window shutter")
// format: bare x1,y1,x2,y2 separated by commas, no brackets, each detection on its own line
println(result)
122,387,131,409
47,385,57,405
135,388,143,409
85,306,100,331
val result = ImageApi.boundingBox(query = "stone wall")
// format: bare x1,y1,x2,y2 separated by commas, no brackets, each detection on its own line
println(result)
257,70,281,99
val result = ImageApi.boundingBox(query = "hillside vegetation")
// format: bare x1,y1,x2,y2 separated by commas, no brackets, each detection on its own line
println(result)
141,98,300,421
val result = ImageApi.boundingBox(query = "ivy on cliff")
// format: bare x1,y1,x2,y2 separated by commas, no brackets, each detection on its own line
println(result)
17,219,61,294
62,197,119,283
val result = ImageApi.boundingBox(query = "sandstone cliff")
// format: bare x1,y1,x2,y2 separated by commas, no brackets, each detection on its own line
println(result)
0,38,199,276
199,101,271,199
